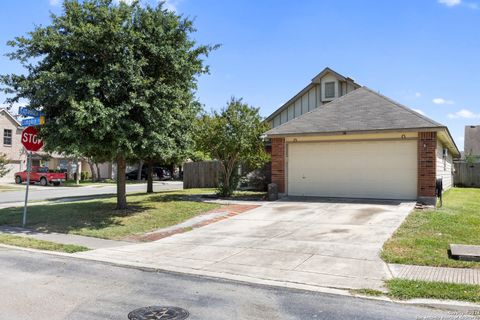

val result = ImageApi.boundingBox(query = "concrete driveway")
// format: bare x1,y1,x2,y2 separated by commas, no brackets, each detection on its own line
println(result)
77,198,415,291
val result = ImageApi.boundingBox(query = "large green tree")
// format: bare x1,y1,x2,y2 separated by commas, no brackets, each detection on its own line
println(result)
1,0,215,208
195,98,270,197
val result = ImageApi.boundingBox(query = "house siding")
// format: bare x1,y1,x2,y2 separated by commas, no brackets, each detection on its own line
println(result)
436,139,453,191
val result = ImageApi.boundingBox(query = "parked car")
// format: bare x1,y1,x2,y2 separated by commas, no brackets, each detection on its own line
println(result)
125,167,171,181
14,166,66,186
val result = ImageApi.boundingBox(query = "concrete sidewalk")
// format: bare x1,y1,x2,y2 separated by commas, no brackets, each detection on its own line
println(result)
389,264,480,285
0,226,131,249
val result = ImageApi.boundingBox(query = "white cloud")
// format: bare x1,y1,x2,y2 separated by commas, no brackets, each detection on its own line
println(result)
448,109,480,119
49,0,60,6
412,108,426,115
415,92,422,98
438,0,462,6
433,98,455,105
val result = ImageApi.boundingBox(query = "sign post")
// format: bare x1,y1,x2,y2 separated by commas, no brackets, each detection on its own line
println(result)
22,152,31,227
21,126,44,227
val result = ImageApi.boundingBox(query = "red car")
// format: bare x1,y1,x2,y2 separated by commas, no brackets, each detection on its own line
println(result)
15,166,66,186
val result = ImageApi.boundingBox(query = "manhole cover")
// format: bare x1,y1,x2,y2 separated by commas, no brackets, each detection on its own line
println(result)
128,306,189,320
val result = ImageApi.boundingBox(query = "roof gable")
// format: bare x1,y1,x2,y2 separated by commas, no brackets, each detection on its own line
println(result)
265,67,359,122
0,108,21,126
266,87,444,136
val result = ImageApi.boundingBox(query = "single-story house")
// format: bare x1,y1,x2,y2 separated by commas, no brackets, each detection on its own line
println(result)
265,68,459,205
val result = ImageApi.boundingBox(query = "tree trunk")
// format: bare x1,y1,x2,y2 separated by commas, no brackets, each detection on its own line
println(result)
147,160,154,193
75,157,80,185
116,155,127,209
95,163,101,181
168,163,175,180
87,159,96,182
137,160,144,181
67,160,72,180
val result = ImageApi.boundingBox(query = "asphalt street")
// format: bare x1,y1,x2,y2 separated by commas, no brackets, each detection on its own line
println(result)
0,247,465,320
0,181,183,204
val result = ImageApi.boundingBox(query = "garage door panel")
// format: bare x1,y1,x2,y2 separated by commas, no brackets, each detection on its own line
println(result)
287,140,417,200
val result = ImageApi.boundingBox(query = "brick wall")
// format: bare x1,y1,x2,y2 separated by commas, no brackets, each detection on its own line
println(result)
271,138,285,193
418,132,437,198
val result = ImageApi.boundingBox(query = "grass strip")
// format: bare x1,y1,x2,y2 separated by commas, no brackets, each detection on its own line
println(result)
0,234,89,253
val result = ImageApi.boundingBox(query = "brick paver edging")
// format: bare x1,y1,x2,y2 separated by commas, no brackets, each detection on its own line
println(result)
389,263,480,285
130,204,259,242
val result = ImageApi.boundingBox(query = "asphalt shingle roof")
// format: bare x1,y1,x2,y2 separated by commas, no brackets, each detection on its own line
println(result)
266,87,445,136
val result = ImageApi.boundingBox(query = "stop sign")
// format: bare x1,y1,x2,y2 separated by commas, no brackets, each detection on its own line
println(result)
21,126,44,152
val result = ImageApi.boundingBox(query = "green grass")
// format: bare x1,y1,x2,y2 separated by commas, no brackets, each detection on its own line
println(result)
350,289,385,297
352,280,480,303
382,188,480,268
0,189,220,240
0,234,89,253
386,279,480,303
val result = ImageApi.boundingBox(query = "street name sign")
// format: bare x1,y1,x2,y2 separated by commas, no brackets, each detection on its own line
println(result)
21,116,45,127
18,107,45,117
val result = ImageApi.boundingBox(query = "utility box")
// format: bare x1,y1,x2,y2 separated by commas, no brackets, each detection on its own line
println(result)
268,183,278,201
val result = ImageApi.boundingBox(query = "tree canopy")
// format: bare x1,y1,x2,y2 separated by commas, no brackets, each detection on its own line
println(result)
195,98,270,196
1,0,216,208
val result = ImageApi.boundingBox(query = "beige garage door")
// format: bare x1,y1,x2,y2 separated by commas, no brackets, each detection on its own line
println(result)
287,140,417,199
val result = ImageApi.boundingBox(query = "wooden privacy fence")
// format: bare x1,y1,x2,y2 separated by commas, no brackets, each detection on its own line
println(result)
183,161,221,189
454,162,480,187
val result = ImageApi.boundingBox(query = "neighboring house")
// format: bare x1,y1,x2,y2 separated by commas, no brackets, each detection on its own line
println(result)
265,69,459,205
0,108,27,182
0,108,113,182
464,125,480,163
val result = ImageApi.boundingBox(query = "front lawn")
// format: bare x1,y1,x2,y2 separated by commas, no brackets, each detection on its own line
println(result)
0,189,220,240
0,234,89,253
382,188,480,268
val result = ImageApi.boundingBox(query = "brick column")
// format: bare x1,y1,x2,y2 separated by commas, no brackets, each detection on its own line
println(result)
271,138,285,193
418,132,437,205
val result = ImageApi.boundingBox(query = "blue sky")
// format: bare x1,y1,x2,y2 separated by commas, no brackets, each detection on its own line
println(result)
1,0,479,150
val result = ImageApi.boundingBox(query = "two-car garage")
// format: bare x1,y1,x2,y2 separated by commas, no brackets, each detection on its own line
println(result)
287,139,418,200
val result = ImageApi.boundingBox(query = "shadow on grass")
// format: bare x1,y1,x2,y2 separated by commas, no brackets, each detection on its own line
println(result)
0,199,154,234
0,189,221,240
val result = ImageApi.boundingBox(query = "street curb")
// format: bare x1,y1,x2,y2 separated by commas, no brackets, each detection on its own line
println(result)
1,243,479,311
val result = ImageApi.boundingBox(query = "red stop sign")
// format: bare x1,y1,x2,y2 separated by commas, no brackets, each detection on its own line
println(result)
21,126,44,152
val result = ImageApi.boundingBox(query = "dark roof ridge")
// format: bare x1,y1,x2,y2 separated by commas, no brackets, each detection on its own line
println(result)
268,85,367,132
